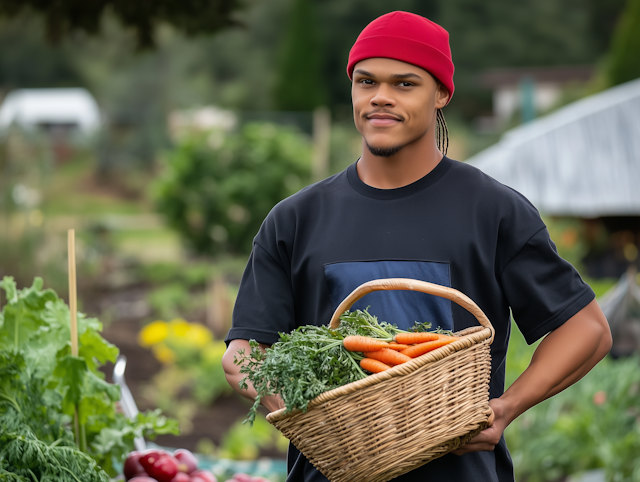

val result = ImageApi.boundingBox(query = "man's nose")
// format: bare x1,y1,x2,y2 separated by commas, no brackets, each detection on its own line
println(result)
370,84,395,107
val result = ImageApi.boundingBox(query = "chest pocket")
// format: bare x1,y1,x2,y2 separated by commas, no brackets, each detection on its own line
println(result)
323,260,454,331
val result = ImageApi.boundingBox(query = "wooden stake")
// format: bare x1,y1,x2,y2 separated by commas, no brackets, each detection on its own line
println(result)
312,106,331,182
68,229,78,357
68,229,83,449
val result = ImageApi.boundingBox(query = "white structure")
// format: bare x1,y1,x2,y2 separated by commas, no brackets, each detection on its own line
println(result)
480,66,594,125
0,88,101,134
466,77,640,217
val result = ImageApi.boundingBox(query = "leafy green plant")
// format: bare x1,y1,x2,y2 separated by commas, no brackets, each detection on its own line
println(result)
504,313,640,482
217,415,288,460
506,355,640,482
153,122,312,256
0,277,179,479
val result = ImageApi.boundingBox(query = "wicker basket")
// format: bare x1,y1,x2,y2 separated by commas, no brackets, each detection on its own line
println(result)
266,278,495,482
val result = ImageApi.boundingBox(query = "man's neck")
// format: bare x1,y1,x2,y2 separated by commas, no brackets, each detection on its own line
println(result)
356,136,443,189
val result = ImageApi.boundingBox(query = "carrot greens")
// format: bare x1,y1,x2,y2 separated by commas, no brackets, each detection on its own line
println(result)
236,307,437,424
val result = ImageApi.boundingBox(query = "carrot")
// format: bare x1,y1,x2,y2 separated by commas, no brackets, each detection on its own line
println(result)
343,336,389,352
400,337,459,358
387,342,410,351
364,348,412,366
394,332,443,344
360,358,392,373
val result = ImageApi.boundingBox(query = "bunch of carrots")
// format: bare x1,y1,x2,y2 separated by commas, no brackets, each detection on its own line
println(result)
238,308,461,422
343,332,459,373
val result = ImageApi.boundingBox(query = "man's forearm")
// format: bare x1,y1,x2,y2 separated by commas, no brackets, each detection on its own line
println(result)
500,299,612,424
222,339,285,413
453,299,611,455
222,339,257,401
537,329,612,402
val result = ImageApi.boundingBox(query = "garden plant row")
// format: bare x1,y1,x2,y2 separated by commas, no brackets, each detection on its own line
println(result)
0,277,179,482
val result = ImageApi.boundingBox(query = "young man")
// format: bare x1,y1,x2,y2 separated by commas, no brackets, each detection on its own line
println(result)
223,11,611,481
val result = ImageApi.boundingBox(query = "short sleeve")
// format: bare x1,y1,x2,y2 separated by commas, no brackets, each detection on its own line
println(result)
500,227,595,345
225,242,297,346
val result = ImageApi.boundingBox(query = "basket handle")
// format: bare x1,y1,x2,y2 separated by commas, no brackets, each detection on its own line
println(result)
329,278,494,342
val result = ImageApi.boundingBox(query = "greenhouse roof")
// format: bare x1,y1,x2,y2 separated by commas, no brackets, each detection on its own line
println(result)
0,88,100,134
466,77,640,217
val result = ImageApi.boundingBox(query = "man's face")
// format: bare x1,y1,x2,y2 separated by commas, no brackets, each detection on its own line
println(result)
351,58,449,156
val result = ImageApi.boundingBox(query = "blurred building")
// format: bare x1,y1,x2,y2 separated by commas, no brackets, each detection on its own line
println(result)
0,88,101,134
0,88,101,164
477,65,595,130
467,77,640,279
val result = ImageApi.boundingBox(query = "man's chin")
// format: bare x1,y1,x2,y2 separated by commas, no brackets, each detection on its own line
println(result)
365,141,404,158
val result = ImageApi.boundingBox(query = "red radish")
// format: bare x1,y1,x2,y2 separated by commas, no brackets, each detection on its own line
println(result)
123,451,145,480
169,473,191,482
231,475,254,482
148,456,179,482
128,478,157,482
191,470,217,482
139,449,168,472
173,448,198,474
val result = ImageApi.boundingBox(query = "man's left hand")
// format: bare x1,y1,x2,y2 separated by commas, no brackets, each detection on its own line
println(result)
451,398,510,455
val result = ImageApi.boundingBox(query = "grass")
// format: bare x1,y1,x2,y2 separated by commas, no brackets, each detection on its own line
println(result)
113,228,184,263
41,155,151,217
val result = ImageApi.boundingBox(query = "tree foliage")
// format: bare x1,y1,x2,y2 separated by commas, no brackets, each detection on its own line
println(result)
0,0,630,134
273,0,326,111
153,122,312,256
0,0,244,47
605,0,640,87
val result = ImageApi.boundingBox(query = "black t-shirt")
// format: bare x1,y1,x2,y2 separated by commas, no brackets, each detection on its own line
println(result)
226,156,594,482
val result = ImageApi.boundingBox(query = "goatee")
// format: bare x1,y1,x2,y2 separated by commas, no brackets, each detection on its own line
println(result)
365,141,404,157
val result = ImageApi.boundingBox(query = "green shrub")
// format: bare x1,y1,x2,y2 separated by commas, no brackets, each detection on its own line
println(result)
505,320,640,482
153,122,312,256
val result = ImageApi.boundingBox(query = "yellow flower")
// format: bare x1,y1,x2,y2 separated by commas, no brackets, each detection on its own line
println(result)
184,323,212,348
169,318,191,338
139,321,169,347
152,343,176,364
203,341,227,363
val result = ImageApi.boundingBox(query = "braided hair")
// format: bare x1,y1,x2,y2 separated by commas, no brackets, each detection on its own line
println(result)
436,108,449,156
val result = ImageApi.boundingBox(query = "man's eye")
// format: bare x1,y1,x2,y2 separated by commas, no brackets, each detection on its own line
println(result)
360,79,374,85
399,82,413,87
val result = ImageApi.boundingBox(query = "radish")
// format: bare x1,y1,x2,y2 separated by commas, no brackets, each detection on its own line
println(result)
123,451,145,481
169,473,191,482
139,449,168,473
231,475,254,482
190,469,217,482
147,456,179,482
173,448,198,474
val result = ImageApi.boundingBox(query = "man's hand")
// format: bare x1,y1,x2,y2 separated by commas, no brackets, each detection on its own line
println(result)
261,394,286,413
222,339,285,414
452,399,509,455
453,299,611,455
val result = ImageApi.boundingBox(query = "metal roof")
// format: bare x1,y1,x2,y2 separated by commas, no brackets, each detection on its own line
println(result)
0,88,101,134
466,77,640,217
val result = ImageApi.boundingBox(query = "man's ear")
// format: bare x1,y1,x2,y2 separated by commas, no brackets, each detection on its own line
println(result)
435,83,450,109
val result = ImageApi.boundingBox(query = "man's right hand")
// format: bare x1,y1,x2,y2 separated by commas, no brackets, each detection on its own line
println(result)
222,339,285,413
261,394,286,413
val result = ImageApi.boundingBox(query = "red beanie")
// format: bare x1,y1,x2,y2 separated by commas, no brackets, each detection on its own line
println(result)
347,11,455,103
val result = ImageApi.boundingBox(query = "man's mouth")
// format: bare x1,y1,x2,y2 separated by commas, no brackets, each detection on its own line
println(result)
365,113,403,127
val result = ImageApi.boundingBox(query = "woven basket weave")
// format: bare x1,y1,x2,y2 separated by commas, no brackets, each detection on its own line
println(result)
266,278,495,482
